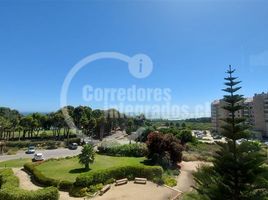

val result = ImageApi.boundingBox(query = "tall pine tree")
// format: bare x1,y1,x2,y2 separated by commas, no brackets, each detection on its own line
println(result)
191,66,268,200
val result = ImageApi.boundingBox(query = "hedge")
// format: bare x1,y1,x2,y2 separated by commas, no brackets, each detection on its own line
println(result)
6,140,61,149
97,143,148,157
75,165,163,187
0,168,59,200
24,163,73,191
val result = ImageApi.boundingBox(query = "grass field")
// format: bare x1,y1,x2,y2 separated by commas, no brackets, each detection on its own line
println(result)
0,158,32,168
183,142,220,162
36,154,146,182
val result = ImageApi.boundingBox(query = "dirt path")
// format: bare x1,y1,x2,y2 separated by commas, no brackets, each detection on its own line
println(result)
12,168,82,200
174,161,210,193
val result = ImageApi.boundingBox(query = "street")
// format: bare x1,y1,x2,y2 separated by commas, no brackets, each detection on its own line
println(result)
0,146,82,162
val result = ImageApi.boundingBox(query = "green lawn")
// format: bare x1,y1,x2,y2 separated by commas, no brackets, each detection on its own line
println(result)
0,158,31,168
36,154,146,182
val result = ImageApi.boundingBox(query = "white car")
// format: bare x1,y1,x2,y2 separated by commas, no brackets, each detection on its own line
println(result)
26,146,36,154
33,153,44,161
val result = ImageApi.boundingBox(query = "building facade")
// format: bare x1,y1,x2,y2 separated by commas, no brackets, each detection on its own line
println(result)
211,92,268,138
253,93,268,137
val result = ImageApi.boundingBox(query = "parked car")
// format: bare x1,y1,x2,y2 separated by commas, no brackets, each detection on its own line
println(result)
33,153,44,161
236,138,247,145
213,135,222,140
69,143,78,150
26,145,36,154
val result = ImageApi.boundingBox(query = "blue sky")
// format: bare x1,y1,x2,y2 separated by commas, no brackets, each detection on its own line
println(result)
0,0,268,118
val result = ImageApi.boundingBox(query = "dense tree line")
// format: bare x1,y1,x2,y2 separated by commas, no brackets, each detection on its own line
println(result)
0,106,144,141
184,117,211,123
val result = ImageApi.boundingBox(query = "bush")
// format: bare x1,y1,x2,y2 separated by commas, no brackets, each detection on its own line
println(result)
97,140,120,151
87,183,103,193
46,141,58,149
98,143,148,157
147,132,183,168
136,126,156,142
24,163,74,191
0,168,59,200
75,165,163,187
6,147,19,155
6,140,61,149
163,176,177,187
176,129,196,145
6,141,33,148
58,180,73,191
69,186,87,197
24,163,60,187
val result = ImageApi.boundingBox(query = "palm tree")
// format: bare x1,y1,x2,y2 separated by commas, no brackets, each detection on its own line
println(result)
78,144,95,170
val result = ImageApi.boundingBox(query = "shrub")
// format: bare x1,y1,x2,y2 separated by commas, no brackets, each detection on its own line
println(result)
0,168,59,200
176,129,196,145
152,177,165,185
24,163,60,187
75,165,163,187
163,176,177,187
69,186,87,197
98,143,148,157
6,140,61,149
136,126,156,142
97,139,120,152
87,183,103,193
6,141,32,148
6,147,19,155
46,141,58,149
146,132,183,168
24,163,74,191
58,180,73,191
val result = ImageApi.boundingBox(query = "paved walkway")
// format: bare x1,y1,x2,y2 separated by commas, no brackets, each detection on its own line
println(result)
94,182,179,200
12,168,82,200
174,161,210,193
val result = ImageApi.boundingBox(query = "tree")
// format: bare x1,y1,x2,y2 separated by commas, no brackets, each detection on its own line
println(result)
175,122,180,128
136,126,155,142
146,132,183,168
176,129,195,145
78,144,95,170
193,66,268,200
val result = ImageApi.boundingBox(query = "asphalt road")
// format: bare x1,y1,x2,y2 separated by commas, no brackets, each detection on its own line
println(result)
0,146,82,162
0,131,129,162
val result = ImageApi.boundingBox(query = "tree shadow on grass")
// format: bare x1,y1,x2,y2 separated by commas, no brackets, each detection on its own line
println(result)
69,168,91,174
140,159,155,166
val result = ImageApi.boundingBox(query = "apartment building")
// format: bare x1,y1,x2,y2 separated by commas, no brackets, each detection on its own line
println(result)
253,93,268,137
211,99,228,134
211,92,268,138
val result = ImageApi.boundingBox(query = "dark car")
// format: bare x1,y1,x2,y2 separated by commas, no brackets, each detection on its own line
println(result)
68,143,78,150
